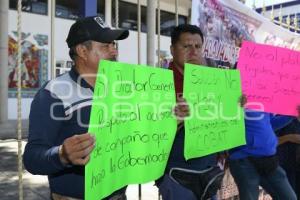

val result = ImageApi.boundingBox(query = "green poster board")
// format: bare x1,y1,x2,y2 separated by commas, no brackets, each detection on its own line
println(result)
183,63,246,160
85,60,177,200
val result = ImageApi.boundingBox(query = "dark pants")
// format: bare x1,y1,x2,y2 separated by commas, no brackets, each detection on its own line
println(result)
229,158,297,200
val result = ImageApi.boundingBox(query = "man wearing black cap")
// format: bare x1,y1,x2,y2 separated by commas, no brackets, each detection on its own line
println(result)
23,16,129,200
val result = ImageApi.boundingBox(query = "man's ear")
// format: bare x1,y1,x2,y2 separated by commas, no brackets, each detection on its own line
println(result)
75,44,88,61
170,45,174,57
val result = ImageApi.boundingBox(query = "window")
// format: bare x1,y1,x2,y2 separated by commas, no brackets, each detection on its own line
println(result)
289,14,300,33
111,1,187,36
55,60,73,77
287,14,300,28
112,1,147,32
9,0,48,15
97,0,105,20
159,11,187,36
56,0,79,20
273,14,300,33
298,14,300,32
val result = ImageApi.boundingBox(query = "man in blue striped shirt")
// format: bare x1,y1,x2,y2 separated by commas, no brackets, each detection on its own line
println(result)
23,16,129,200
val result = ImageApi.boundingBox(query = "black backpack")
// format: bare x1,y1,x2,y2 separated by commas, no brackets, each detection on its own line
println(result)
169,166,224,200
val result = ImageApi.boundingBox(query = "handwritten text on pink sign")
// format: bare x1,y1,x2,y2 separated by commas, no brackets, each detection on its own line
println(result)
237,41,300,116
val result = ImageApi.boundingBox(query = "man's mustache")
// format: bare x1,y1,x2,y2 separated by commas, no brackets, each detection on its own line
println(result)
109,57,117,61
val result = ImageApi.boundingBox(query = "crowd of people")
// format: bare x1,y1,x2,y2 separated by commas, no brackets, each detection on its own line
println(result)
23,15,300,200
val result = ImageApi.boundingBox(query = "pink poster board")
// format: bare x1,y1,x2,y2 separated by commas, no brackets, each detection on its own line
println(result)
237,41,300,116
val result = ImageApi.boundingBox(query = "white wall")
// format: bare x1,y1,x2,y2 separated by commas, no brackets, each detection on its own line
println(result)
8,99,34,119
118,30,171,65
8,11,172,119
54,19,172,65
54,18,74,61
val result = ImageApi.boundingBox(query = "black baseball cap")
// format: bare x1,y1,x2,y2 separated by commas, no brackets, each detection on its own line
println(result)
66,16,129,48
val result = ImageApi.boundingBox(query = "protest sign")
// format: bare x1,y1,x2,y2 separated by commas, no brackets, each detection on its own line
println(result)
183,63,245,159
85,60,177,200
238,41,300,116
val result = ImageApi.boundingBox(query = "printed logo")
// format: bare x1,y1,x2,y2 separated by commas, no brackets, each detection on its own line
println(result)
94,17,109,28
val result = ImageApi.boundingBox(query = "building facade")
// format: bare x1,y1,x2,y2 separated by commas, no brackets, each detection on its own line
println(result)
1,0,190,126
0,0,298,138
256,0,300,33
